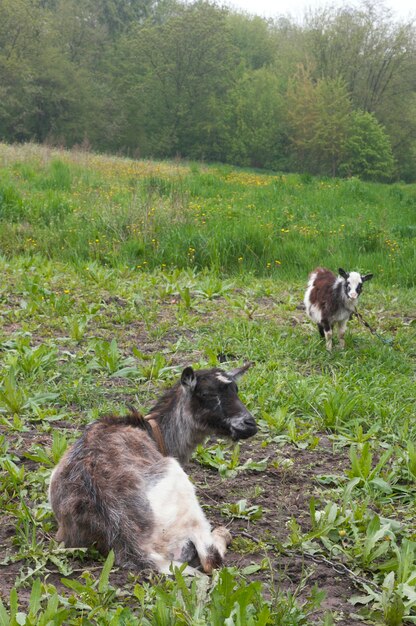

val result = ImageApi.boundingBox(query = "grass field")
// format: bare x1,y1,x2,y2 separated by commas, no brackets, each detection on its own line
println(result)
0,143,415,625
0,143,415,286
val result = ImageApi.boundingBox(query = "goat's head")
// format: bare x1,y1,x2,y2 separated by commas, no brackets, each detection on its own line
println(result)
180,363,257,441
339,268,373,301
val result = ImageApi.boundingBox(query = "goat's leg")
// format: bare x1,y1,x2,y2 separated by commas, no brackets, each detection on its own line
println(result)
188,517,232,574
149,552,203,576
194,532,230,574
338,319,348,349
176,471,231,573
317,323,325,338
191,526,232,575
211,526,232,556
322,319,333,351
148,460,232,575
153,518,230,575
149,530,228,576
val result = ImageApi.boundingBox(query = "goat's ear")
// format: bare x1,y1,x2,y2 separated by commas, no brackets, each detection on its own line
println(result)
181,367,196,390
362,273,373,282
338,268,348,280
228,362,253,380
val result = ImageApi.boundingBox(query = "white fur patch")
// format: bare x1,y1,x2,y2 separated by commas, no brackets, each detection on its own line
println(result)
147,459,212,562
306,303,323,324
348,271,361,284
231,413,251,428
303,279,317,317
346,272,362,300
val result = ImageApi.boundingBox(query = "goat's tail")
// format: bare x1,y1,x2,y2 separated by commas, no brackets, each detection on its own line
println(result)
98,406,154,439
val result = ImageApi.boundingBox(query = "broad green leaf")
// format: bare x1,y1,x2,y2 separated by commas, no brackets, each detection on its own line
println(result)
28,579,42,616
0,599,10,626
369,478,393,494
98,550,115,592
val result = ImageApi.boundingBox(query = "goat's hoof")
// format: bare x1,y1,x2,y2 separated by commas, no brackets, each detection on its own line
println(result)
183,565,206,577
213,526,232,546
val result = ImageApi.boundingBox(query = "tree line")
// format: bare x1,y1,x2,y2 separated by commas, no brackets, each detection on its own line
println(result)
1,0,416,181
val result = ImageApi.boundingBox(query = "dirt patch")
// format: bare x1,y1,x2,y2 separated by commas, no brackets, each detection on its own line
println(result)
188,437,364,624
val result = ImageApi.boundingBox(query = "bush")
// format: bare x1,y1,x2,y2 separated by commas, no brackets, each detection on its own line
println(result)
339,111,396,182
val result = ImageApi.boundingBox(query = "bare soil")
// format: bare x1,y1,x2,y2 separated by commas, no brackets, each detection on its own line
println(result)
190,437,365,625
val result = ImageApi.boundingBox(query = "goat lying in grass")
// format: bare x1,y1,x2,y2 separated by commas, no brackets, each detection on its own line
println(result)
304,267,373,350
49,364,257,574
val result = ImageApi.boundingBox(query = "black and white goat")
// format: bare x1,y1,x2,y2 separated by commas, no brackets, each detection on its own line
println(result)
48,364,257,575
304,267,373,350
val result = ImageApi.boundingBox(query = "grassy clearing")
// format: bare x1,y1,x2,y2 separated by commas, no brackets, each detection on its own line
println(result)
1,143,415,286
0,144,415,625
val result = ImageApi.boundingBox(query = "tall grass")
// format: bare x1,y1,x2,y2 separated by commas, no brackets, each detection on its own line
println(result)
0,143,415,286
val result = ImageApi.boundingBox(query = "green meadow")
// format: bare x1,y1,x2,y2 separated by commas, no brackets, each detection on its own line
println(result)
0,143,415,625
0,143,415,285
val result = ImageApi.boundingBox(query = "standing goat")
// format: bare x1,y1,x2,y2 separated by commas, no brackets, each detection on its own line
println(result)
49,364,257,574
304,267,373,350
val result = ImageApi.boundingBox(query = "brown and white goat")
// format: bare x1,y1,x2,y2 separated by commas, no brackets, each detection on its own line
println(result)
48,364,257,574
304,267,373,350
